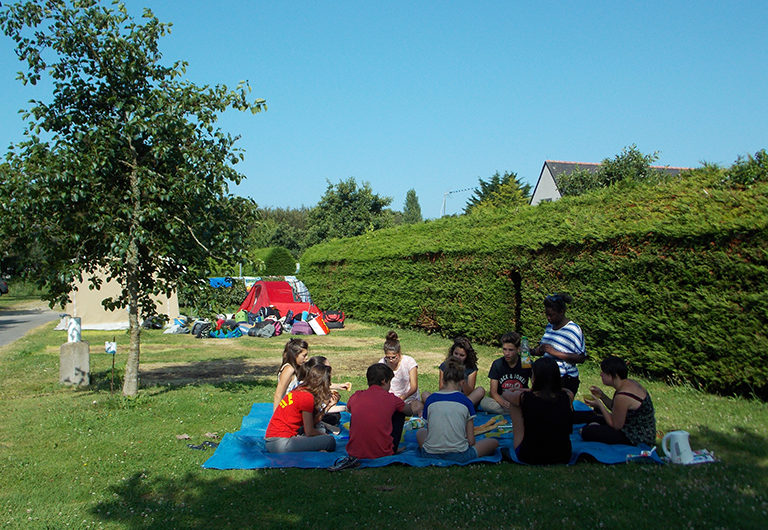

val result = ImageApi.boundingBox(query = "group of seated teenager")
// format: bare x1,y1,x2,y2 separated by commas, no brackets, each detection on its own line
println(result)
264,293,657,468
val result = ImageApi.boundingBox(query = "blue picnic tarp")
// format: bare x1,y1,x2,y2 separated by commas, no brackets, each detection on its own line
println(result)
201,401,663,470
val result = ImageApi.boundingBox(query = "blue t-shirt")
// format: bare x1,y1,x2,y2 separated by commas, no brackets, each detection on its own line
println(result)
438,361,477,382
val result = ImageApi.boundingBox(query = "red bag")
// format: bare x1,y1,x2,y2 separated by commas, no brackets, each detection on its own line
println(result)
322,310,345,329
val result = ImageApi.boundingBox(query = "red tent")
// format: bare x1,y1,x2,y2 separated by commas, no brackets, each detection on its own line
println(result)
238,280,320,317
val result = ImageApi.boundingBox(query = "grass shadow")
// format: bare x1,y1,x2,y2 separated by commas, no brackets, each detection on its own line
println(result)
90,470,313,527
90,460,768,529
86,357,280,393
691,424,768,468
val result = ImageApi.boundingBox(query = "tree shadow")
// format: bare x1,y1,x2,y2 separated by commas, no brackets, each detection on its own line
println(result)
90,471,304,527
690,424,768,468
86,357,280,393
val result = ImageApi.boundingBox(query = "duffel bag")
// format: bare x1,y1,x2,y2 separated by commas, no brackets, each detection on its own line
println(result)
322,310,345,329
254,323,276,338
290,321,313,335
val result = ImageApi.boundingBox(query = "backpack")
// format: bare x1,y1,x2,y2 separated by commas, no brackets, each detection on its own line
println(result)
290,321,313,335
254,323,276,338
192,321,212,338
322,310,345,329
257,306,281,320
248,320,273,333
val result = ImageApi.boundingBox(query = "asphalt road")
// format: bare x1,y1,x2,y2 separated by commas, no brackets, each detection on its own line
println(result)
0,308,60,347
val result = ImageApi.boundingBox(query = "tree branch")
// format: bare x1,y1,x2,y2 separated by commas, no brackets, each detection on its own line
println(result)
173,215,209,253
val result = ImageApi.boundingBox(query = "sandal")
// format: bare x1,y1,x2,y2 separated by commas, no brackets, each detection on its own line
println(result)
327,455,360,472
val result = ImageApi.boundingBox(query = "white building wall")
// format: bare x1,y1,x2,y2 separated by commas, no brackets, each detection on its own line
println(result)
530,165,562,205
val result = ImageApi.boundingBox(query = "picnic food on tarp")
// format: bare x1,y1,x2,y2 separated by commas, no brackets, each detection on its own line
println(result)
473,414,507,435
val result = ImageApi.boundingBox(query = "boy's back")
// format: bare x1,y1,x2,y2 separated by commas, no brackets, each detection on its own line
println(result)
422,390,475,454
346,385,405,459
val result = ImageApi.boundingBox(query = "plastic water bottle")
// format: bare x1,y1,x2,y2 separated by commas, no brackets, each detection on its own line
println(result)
521,336,531,369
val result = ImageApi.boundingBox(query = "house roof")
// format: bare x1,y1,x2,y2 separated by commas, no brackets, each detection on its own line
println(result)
529,160,694,206
545,160,691,180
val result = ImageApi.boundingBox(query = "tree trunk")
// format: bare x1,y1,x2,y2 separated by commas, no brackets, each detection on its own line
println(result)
122,237,142,397
122,152,142,397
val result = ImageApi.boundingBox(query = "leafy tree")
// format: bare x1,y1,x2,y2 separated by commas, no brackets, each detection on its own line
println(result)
0,0,266,396
249,206,312,257
554,167,602,197
599,144,660,186
402,188,422,224
725,148,768,187
205,196,261,276
383,208,405,226
303,178,392,247
558,145,661,197
464,171,531,214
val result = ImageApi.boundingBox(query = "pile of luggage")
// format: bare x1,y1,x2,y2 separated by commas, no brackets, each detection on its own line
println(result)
189,308,346,339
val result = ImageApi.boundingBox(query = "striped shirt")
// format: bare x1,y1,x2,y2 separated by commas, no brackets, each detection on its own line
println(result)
541,321,585,378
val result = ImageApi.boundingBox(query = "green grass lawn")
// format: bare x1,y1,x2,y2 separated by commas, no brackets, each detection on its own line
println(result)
1,319,767,528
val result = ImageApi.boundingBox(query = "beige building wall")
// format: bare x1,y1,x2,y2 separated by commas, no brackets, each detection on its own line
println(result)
65,271,179,330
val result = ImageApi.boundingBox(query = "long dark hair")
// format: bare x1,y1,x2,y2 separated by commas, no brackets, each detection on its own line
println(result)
305,355,328,371
531,357,562,398
298,364,332,411
446,336,478,370
281,338,309,380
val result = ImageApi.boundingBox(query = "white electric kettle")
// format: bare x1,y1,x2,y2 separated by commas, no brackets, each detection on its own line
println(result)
662,430,694,464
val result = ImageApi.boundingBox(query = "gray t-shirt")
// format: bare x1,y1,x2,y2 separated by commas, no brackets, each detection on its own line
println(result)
422,390,476,454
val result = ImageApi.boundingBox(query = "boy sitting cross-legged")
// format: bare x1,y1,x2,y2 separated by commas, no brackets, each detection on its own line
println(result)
417,359,499,463
330,363,423,471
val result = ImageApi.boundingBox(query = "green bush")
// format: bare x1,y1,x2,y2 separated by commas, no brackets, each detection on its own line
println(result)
300,164,768,398
724,149,768,187
263,247,296,276
558,144,664,196
177,280,248,320
248,247,295,276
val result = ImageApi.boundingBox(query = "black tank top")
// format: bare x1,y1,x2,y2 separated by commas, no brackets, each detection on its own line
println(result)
517,390,573,465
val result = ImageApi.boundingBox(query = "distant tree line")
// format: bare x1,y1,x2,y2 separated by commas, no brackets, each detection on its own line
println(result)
232,145,689,271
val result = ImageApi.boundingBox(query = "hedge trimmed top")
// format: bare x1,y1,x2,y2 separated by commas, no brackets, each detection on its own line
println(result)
302,168,768,266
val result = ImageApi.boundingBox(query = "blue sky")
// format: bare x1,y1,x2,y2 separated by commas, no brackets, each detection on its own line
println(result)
1,1,766,218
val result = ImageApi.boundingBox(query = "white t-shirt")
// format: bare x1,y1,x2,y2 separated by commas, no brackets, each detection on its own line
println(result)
277,363,299,399
379,354,419,402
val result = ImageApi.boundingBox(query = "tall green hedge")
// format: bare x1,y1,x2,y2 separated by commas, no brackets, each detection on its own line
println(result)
300,170,768,398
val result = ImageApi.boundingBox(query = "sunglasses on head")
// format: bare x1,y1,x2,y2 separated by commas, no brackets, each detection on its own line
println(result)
545,294,562,303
